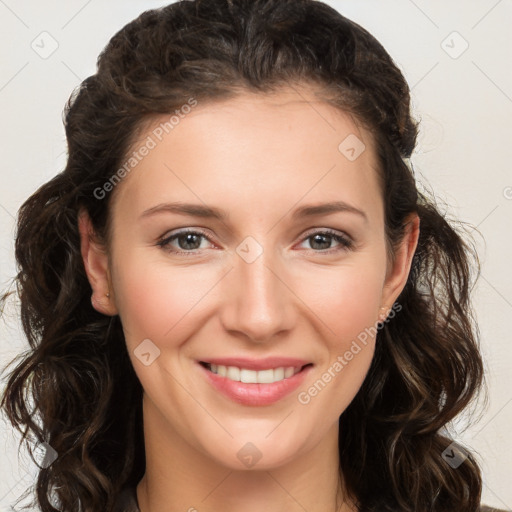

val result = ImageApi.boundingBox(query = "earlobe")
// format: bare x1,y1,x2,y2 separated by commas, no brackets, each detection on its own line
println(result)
77,208,117,316
379,213,420,317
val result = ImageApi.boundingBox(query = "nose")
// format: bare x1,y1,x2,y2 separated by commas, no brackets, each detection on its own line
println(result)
219,246,296,344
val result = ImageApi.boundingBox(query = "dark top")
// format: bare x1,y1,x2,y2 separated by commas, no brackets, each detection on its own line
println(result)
113,486,507,512
113,486,140,512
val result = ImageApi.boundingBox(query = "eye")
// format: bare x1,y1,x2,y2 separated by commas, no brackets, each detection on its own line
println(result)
156,228,214,255
156,227,354,257
297,229,354,253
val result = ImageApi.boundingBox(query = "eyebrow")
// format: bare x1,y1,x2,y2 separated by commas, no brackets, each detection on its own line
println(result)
291,201,368,223
140,202,228,221
139,200,368,223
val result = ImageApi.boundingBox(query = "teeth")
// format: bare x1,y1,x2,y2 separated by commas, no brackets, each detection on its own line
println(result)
207,364,303,383
226,366,240,381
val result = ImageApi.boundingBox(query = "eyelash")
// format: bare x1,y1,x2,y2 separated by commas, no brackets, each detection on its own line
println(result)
156,228,354,256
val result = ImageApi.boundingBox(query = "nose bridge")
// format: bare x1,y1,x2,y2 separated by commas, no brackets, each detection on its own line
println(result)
220,238,295,341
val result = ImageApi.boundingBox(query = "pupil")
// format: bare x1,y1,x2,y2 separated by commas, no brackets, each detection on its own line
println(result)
180,234,200,250
311,234,331,250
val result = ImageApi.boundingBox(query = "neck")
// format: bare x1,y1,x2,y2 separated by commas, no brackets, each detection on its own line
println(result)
136,394,357,512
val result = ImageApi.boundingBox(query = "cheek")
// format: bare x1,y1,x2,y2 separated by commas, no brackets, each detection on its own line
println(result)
291,256,385,343
290,255,385,408
294,267,382,416
335,272,383,342
111,250,222,348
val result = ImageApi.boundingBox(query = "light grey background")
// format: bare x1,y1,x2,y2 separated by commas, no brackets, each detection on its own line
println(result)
0,0,511,510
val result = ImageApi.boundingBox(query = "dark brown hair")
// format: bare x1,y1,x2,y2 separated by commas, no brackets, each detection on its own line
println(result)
1,1,488,510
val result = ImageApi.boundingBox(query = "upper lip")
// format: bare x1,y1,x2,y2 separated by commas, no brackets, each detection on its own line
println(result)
199,357,312,371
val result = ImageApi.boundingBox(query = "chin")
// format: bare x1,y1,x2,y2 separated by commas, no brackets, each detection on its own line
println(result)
195,430,307,471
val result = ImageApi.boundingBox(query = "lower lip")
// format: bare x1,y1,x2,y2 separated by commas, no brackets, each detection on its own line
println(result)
198,362,313,406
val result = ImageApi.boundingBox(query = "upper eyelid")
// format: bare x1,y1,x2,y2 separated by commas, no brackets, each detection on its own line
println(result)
301,226,352,239
159,227,214,244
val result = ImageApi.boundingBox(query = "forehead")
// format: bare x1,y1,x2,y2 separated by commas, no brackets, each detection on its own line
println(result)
109,86,382,225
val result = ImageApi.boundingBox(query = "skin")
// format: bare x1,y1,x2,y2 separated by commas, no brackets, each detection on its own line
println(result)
79,85,420,512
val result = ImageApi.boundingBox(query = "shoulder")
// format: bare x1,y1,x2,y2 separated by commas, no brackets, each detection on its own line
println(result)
113,486,140,512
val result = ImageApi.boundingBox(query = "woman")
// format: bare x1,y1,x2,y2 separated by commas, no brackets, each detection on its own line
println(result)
0,1,504,511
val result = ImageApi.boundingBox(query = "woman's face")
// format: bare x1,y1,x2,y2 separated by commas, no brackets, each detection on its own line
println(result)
80,86,419,471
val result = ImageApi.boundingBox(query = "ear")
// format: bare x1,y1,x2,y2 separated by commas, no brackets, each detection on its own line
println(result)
78,208,118,316
379,213,420,321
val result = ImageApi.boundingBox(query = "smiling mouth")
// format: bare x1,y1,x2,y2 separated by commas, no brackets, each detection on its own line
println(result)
199,362,313,384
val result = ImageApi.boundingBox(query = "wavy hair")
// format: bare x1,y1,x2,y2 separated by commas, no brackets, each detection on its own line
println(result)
1,1,488,510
